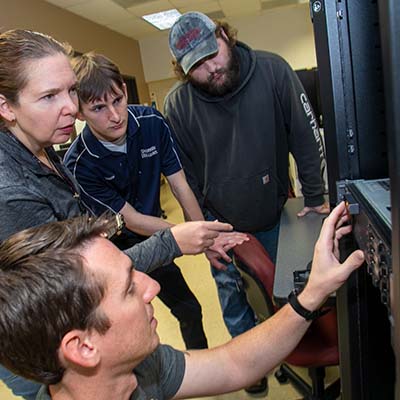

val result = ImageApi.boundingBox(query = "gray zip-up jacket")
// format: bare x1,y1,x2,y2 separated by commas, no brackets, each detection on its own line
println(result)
0,131,182,271
0,130,182,400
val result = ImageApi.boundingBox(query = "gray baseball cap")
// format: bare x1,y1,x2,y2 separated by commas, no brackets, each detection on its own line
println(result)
169,12,218,75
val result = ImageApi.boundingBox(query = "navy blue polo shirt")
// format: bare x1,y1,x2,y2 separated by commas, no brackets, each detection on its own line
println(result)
64,105,182,224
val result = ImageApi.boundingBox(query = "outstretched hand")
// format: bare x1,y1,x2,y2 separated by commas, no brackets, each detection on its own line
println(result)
206,231,249,270
297,202,330,217
171,220,233,255
300,202,365,310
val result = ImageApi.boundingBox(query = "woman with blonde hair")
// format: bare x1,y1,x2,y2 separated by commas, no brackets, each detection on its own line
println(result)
0,29,232,399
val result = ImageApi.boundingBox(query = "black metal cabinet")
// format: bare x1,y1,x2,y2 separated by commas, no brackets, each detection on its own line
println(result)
310,0,399,398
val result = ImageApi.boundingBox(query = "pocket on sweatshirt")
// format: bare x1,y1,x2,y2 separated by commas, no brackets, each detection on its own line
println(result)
204,169,279,232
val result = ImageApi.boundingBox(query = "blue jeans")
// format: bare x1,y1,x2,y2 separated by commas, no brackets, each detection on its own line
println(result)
0,365,40,400
210,220,280,338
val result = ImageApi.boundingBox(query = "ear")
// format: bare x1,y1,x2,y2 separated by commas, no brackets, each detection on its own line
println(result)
0,94,16,123
60,330,100,369
220,28,229,42
76,110,86,121
122,82,128,99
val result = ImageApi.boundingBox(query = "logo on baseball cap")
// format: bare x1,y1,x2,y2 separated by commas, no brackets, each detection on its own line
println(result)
169,12,218,74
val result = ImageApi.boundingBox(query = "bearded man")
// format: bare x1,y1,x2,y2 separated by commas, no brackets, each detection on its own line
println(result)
164,12,329,394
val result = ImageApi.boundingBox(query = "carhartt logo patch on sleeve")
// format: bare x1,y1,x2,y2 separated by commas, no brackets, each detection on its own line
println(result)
262,174,270,185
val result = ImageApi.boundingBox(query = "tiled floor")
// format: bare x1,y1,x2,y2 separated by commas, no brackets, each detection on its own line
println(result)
0,183,338,399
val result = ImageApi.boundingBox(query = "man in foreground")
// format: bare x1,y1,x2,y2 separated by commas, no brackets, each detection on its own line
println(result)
0,202,364,399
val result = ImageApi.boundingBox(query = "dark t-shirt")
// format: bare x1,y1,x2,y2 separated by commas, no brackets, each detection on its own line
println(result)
36,345,185,400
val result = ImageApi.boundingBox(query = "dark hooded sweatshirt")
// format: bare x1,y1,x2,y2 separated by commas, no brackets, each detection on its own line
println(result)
165,42,325,232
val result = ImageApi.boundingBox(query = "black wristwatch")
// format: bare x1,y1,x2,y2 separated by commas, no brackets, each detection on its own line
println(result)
288,289,330,321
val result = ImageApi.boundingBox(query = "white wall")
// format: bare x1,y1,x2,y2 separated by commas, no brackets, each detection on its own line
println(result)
0,0,150,103
232,4,316,70
140,33,176,83
139,3,317,83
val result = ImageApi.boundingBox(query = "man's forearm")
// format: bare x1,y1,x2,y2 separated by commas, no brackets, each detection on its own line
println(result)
177,304,311,398
125,214,173,236
223,303,311,385
120,202,174,236
176,202,365,398
123,228,182,273
167,171,205,221
178,194,204,221
170,185,204,221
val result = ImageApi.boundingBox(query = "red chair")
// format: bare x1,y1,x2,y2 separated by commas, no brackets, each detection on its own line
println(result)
232,234,340,399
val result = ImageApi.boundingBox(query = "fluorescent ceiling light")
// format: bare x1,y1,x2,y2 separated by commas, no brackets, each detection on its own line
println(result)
142,9,181,30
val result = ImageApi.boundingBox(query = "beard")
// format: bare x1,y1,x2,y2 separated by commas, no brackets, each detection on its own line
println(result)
188,46,240,97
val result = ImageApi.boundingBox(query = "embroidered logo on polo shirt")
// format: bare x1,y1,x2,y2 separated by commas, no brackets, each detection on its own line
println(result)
141,146,158,159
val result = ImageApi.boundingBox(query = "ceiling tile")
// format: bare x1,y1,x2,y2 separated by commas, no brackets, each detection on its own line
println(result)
219,0,261,17
170,0,215,7
205,10,226,20
67,0,133,25
261,0,298,10
106,16,158,39
44,0,298,41
178,1,221,15
45,0,88,7
111,0,154,8
126,0,173,17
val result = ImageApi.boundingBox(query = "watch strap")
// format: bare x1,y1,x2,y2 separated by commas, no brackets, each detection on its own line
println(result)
288,290,330,321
